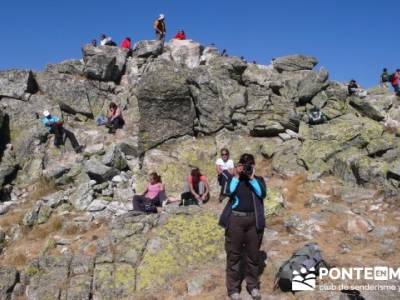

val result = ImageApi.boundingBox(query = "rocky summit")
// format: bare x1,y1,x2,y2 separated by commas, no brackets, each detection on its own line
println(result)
0,39,400,300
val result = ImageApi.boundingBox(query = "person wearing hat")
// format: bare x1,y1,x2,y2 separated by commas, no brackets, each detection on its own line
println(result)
154,14,166,40
219,153,267,300
41,110,83,153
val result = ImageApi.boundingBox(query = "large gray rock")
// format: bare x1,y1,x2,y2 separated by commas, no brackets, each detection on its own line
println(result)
350,94,394,121
136,60,195,151
297,68,329,103
132,40,163,58
69,181,95,210
0,266,18,299
35,72,112,117
45,59,84,76
0,144,18,190
272,55,318,72
102,145,128,170
82,45,129,82
84,158,119,183
199,46,219,65
167,39,204,69
0,69,37,100
188,56,247,133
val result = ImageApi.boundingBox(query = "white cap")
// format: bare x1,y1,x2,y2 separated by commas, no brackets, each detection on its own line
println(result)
43,110,50,117
158,14,165,20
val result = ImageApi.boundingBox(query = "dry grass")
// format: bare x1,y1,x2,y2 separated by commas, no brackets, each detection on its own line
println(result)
29,177,58,202
7,252,27,267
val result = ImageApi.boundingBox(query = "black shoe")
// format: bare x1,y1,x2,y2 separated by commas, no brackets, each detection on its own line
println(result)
75,145,85,153
108,128,116,134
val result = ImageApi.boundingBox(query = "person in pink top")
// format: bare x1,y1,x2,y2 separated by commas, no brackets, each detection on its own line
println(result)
180,167,210,206
132,172,167,213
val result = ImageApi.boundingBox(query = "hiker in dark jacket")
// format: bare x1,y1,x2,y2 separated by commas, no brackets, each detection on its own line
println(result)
106,102,124,134
219,153,267,300
380,68,389,88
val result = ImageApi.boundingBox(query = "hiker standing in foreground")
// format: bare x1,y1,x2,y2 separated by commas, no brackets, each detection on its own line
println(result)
219,153,267,300
154,14,166,40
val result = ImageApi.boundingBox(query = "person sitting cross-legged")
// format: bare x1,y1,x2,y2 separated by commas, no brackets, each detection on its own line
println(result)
132,172,167,213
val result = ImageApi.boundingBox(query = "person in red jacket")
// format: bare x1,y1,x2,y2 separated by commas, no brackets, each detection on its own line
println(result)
174,30,186,40
391,69,400,95
120,37,132,49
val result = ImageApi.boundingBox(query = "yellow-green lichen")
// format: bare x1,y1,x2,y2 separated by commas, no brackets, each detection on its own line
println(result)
136,212,224,290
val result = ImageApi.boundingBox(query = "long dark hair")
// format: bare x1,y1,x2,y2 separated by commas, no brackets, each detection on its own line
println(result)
149,172,162,183
191,168,202,187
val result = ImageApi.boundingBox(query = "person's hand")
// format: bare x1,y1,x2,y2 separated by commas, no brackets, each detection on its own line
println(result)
250,165,256,180
234,164,243,178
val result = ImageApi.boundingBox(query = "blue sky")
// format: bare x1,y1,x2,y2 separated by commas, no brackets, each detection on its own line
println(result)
1,0,398,87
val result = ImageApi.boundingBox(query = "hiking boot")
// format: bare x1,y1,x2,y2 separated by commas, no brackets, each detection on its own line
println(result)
250,289,261,300
229,293,242,300
75,145,85,154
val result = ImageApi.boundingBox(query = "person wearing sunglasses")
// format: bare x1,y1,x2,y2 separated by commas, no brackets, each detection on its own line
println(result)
216,148,234,202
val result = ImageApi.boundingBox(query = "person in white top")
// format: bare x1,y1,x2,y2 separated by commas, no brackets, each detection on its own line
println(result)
100,34,114,46
216,148,234,202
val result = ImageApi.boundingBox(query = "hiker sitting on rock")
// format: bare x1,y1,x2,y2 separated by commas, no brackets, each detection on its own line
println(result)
307,106,327,125
348,79,367,98
120,37,132,50
180,168,210,206
154,14,166,40
100,34,116,46
106,102,125,134
41,110,84,153
174,30,186,40
132,172,167,213
216,148,234,202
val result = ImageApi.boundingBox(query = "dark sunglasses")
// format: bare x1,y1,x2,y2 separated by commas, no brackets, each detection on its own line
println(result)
221,153,229,156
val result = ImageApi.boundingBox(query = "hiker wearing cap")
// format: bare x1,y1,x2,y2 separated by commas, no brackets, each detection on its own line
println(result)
41,110,83,153
174,30,186,40
154,14,166,40
120,37,132,49
219,153,267,300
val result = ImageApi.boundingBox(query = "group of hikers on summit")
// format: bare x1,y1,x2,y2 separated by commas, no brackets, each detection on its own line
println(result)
91,13,186,51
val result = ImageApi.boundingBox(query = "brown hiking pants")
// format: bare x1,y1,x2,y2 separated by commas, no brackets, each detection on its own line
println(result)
225,213,264,296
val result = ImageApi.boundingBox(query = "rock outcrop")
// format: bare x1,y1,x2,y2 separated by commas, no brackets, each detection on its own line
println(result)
1,39,400,300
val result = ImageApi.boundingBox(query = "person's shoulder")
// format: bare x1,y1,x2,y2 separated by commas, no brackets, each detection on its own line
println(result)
255,175,266,185
227,159,234,165
200,175,208,181
216,158,223,164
